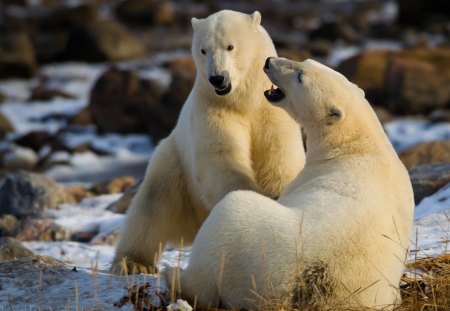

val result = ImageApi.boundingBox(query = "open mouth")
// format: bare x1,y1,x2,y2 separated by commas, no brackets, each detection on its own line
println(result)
215,83,232,96
264,84,285,102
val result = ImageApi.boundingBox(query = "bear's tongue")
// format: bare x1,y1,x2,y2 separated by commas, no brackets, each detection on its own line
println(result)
264,84,285,102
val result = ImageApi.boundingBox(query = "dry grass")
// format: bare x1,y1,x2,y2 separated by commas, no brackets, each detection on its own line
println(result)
398,254,450,311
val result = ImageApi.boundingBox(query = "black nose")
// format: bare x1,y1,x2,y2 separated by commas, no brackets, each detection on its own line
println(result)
264,57,273,70
209,75,225,87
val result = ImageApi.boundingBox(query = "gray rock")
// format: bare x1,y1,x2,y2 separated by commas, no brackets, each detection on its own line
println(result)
15,218,70,242
409,163,450,204
0,237,34,261
106,181,140,214
0,171,67,218
0,214,18,236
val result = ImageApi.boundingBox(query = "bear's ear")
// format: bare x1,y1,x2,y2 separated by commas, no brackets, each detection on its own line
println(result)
250,11,261,26
351,82,365,98
327,106,345,124
191,17,200,31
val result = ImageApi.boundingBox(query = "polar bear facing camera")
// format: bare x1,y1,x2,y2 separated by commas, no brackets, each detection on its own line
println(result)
112,11,305,273
170,58,414,310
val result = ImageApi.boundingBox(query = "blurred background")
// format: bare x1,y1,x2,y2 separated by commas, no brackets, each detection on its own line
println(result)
0,0,449,276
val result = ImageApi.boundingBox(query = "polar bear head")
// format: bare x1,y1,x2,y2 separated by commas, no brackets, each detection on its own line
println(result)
263,57,366,126
191,10,275,97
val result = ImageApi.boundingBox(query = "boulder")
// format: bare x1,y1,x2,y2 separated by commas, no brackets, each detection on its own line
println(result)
337,48,450,113
14,130,53,152
0,237,34,260
90,176,137,195
337,49,389,106
0,31,37,79
0,113,14,139
0,214,18,236
409,163,450,204
156,56,195,141
68,107,94,126
115,0,175,26
400,140,450,170
106,181,140,214
398,0,450,26
60,20,146,63
309,19,360,43
64,186,95,204
0,145,39,171
0,171,67,218
385,51,450,114
89,66,179,143
29,85,75,101
15,218,69,242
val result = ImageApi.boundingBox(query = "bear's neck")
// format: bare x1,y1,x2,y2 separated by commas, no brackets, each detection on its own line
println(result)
304,117,388,163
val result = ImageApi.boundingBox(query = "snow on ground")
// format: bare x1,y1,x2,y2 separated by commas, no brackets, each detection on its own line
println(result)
385,119,450,152
411,184,450,260
0,257,168,310
22,195,190,272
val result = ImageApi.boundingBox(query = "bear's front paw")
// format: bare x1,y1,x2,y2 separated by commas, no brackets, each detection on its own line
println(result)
111,259,158,275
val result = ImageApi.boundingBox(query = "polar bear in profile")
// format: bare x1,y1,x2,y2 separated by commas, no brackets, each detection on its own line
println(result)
169,58,414,310
112,11,305,273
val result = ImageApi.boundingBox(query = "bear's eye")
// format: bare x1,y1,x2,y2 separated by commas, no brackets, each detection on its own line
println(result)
227,45,234,51
298,72,303,84
201,49,206,55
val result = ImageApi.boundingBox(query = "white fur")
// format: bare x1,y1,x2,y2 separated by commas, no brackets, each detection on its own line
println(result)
171,58,414,310
112,11,305,272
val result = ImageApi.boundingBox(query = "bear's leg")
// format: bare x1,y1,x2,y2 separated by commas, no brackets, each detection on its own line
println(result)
112,138,200,274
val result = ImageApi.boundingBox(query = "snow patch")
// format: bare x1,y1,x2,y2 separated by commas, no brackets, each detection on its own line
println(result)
385,119,450,152
411,184,450,260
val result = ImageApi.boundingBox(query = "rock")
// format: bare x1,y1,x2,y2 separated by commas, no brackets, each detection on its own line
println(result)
337,48,450,113
60,20,146,62
0,214,18,236
337,49,389,106
400,140,450,170
0,31,37,79
309,19,360,43
89,66,175,141
0,171,67,218
14,130,52,152
398,0,450,26
68,107,94,126
0,145,39,171
37,4,97,31
106,181,140,214
309,39,332,57
409,163,450,204
156,56,195,142
29,85,76,101
115,0,175,26
90,176,137,196
71,231,97,243
15,218,70,242
64,186,94,204
0,113,14,139
384,49,450,114
0,237,34,260
372,106,394,124
430,109,450,123
0,91,5,102
277,49,312,62
90,228,121,246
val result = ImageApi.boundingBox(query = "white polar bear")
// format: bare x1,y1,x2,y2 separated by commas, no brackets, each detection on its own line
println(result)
112,11,305,273
169,58,414,310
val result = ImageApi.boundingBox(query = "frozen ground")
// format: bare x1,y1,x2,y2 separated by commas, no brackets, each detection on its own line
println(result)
0,59,449,309
1,181,448,309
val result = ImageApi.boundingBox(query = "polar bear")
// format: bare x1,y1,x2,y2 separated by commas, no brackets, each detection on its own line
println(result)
169,58,414,310
112,11,305,273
